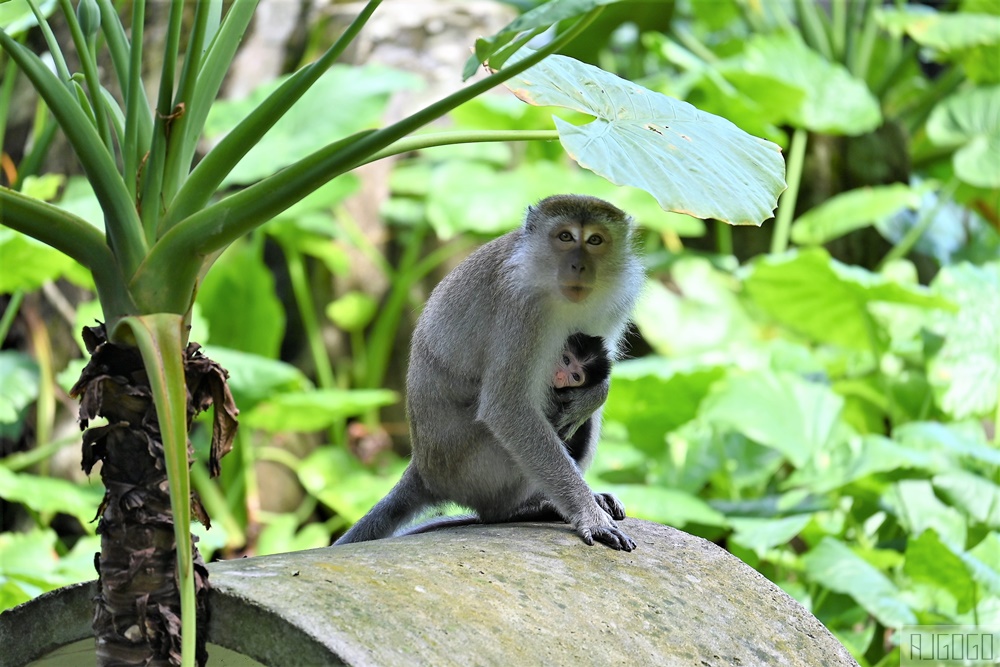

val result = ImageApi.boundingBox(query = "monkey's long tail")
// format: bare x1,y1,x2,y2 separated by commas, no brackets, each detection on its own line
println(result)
333,465,434,545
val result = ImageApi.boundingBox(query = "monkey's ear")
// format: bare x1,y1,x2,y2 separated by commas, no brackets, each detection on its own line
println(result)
524,205,538,232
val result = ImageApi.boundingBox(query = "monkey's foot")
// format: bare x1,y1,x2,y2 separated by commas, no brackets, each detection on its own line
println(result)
593,492,626,520
573,511,636,551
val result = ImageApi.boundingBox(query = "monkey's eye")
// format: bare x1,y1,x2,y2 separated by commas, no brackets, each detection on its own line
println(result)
562,355,570,365
586,234,604,245
558,231,574,242
572,373,581,382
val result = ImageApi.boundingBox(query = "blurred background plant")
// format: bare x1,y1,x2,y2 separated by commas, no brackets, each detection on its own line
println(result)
2,1,998,666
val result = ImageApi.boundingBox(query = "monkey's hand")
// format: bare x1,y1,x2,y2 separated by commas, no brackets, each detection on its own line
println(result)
593,492,626,520
571,507,636,551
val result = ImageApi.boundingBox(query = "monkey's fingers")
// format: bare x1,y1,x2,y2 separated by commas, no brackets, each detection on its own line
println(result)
593,492,626,521
576,523,636,551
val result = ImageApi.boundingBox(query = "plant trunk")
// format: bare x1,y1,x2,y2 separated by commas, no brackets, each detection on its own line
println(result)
70,325,237,666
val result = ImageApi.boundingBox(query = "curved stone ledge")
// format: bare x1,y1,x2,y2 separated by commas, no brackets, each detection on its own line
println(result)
0,519,858,667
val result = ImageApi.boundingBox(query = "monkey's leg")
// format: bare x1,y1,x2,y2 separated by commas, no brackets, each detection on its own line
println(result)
334,465,437,545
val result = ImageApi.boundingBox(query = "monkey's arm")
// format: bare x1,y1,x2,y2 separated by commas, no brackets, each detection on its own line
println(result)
553,378,609,440
476,338,633,551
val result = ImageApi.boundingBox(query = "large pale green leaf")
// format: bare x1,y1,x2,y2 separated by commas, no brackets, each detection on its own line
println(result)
802,537,917,628
927,85,1000,188
790,184,924,245
877,6,1000,53
298,446,406,521
601,484,727,527
0,466,103,529
903,529,976,614
699,370,844,468
744,248,953,350
243,388,398,433
934,471,1000,529
0,351,38,425
884,480,967,549
729,514,812,553
926,262,1000,419
723,35,881,135
201,346,312,412
0,0,57,35
503,51,785,225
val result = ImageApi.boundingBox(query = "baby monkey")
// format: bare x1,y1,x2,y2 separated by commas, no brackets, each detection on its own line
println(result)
552,333,610,390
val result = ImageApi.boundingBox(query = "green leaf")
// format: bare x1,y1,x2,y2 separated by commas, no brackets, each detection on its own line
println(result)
723,35,881,135
601,484,727,527
201,346,312,413
904,529,976,613
195,240,285,359
802,537,917,628
298,446,406,521
503,50,785,225
0,0,57,35
877,6,1000,53
242,389,398,433
632,259,755,356
934,471,1000,528
884,480,967,550
894,420,1000,467
744,248,953,350
927,85,1000,188
0,466,104,529
0,228,88,292
729,514,812,553
699,370,844,468
326,292,378,333
926,262,1000,419
204,64,421,186
790,185,924,245
0,351,38,425
604,356,724,453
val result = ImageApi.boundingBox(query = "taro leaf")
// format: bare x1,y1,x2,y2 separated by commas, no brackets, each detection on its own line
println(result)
0,0,57,35
599,484,727,527
698,370,844,468
927,85,1000,188
243,388,397,433
502,51,785,225
884,479,967,550
744,248,953,350
934,470,1000,529
195,240,285,359
790,184,923,246
926,262,1000,419
462,0,621,80
723,35,881,136
729,514,812,553
903,529,976,614
298,446,407,522
200,346,311,413
877,6,1000,53
0,351,38,425
0,229,90,292
0,466,104,530
802,537,917,628
604,356,725,454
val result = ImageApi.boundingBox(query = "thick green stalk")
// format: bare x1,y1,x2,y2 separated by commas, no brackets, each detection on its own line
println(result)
794,0,832,60
769,128,808,254
358,130,559,166
0,50,16,171
162,0,383,230
160,0,214,207
122,0,146,202
136,9,602,314
25,0,71,81
56,0,113,150
138,0,184,242
284,246,337,390
113,314,196,667
0,28,147,277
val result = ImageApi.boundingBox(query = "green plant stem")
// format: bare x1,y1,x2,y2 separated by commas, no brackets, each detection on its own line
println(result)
122,0,146,202
13,109,57,188
850,0,878,81
877,178,959,269
138,0,185,242
359,130,559,166
0,49,18,173
190,462,245,549
25,0,71,81
162,0,382,230
715,220,733,256
284,246,337,390
0,290,24,343
830,0,846,61
770,128,808,254
114,314,196,667
56,0,113,150
794,0,832,60
138,11,601,314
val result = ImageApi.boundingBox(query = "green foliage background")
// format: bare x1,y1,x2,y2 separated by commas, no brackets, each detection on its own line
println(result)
2,1,999,665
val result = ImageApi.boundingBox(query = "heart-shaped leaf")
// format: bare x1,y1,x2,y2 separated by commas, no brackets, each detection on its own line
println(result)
502,51,786,225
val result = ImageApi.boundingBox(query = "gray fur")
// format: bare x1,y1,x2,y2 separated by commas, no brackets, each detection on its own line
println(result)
335,195,643,550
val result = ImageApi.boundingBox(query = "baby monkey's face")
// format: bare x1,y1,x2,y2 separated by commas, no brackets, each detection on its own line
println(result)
553,350,586,389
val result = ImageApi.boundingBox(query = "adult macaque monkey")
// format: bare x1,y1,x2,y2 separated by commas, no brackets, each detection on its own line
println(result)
336,195,643,550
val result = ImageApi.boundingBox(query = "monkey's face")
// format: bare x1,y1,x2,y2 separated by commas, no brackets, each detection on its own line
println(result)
550,221,611,303
553,351,586,389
